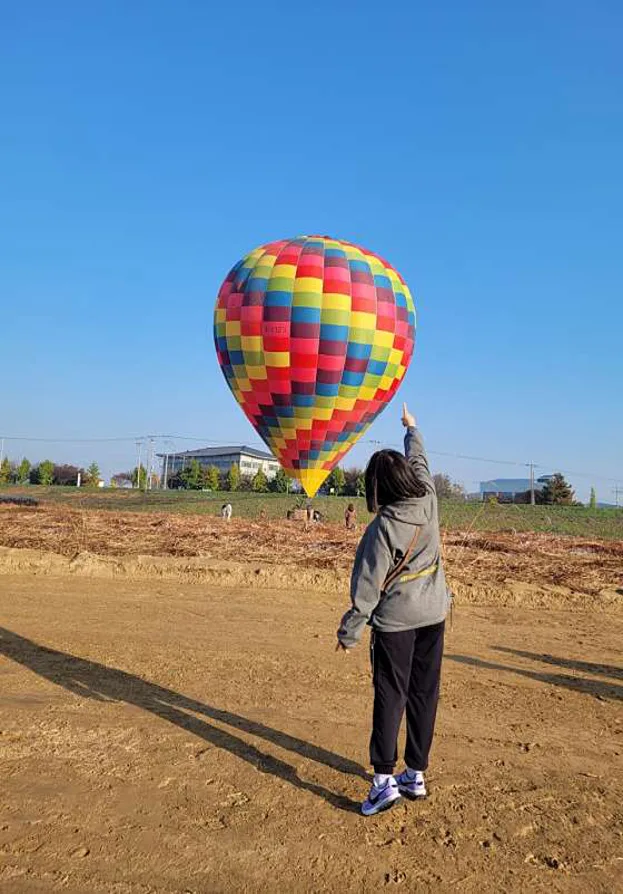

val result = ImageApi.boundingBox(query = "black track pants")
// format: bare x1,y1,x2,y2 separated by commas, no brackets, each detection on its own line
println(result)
370,622,445,774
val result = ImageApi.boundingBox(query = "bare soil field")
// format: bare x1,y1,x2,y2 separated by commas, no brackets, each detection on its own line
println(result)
1,507,622,892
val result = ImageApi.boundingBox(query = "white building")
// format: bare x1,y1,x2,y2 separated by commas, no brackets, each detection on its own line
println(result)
158,445,280,483
479,475,552,503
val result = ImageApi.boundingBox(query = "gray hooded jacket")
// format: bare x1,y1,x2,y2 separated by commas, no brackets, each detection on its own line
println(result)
337,427,450,648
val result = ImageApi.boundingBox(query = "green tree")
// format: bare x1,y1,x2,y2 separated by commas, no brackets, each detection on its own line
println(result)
326,467,345,495
180,459,202,489
541,472,575,505
252,468,268,492
238,475,254,492
344,468,365,497
17,458,31,484
85,462,101,487
0,457,11,484
38,460,55,486
203,465,220,491
132,464,147,489
227,462,240,492
269,466,290,493
589,486,597,509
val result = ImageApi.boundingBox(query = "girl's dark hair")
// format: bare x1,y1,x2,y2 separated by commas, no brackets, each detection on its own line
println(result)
347,503,355,511
364,449,427,513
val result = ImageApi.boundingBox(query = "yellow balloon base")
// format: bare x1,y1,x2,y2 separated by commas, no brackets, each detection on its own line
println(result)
293,468,331,499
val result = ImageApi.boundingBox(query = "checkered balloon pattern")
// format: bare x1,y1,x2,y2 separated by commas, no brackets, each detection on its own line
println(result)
214,236,416,497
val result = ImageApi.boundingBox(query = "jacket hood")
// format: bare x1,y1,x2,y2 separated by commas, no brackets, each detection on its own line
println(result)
379,496,431,526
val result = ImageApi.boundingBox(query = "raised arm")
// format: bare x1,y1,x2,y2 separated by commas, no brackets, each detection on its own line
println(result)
402,402,435,495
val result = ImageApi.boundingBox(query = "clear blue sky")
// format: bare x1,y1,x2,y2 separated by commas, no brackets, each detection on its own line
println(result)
1,1,621,501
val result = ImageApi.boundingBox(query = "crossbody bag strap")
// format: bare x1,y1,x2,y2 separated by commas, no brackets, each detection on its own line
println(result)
383,525,422,592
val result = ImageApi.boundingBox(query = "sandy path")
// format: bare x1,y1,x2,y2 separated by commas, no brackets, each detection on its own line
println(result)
1,575,621,893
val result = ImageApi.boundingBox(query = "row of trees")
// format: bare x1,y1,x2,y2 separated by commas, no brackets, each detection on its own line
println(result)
322,467,365,496
324,470,582,504
158,461,293,493
322,468,466,499
323,469,583,504
105,463,467,497
0,455,595,506
159,463,366,496
0,457,32,485
0,457,101,487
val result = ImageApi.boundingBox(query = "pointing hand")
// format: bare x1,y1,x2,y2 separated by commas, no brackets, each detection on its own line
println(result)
401,402,416,428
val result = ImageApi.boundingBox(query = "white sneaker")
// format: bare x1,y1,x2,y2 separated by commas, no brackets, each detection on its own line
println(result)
395,769,427,800
361,777,402,816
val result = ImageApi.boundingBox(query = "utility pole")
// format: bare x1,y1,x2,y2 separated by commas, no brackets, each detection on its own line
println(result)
613,485,622,508
146,437,155,491
135,440,142,489
144,439,150,492
528,461,536,505
162,439,174,489
162,452,169,490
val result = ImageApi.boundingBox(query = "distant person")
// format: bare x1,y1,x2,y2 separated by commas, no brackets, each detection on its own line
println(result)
306,501,314,523
344,503,357,530
336,403,451,817
312,509,322,523
221,503,232,521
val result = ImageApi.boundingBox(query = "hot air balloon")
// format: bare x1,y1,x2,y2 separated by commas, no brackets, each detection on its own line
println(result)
214,236,416,497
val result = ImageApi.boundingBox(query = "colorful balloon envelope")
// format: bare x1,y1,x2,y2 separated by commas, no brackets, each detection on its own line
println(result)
214,235,416,497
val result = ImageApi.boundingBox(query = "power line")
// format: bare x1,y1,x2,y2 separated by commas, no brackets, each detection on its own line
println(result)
412,447,528,468
368,439,529,467
0,434,241,445
0,435,148,444
0,432,620,485
370,440,622,484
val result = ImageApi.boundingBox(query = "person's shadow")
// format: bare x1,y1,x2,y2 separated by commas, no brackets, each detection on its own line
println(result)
0,626,363,813
446,652,622,701
493,646,623,681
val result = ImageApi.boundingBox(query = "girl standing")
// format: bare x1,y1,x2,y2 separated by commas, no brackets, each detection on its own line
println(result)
337,404,451,816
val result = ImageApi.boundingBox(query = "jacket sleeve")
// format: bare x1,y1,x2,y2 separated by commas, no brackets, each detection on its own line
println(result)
337,518,393,649
404,426,435,495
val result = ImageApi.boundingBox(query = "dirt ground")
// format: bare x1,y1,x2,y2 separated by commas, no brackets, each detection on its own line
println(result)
1,563,622,893
1,509,622,892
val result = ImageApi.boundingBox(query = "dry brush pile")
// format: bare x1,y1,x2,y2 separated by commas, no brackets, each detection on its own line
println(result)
1,503,622,597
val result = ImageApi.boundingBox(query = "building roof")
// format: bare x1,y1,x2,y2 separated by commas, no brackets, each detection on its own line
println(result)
480,478,539,493
156,445,277,461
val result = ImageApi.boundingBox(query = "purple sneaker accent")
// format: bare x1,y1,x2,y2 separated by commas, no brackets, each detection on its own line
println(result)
361,777,401,816
396,770,427,800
